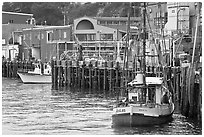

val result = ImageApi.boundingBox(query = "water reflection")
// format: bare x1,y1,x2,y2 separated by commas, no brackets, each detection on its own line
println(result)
112,114,202,135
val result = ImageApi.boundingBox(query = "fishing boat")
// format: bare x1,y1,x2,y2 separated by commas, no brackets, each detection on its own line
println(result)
112,2,174,127
17,62,51,84
112,72,174,127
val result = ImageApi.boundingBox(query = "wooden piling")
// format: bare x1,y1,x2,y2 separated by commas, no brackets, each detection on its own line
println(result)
103,61,108,91
93,61,98,90
88,61,93,90
13,61,17,78
69,61,73,87
81,61,85,89
188,65,195,118
75,61,79,88
53,60,58,89
109,61,114,92
98,66,101,91
58,60,63,87
78,62,82,88
64,60,68,86
115,62,120,88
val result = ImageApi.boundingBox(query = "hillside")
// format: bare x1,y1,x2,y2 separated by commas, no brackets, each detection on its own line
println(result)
2,2,141,25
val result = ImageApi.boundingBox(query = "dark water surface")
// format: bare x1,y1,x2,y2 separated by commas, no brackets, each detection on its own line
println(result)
2,78,202,135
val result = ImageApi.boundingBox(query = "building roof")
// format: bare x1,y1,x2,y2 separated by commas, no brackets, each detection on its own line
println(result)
101,24,127,32
94,16,141,21
2,11,33,16
128,73,163,86
101,24,140,33
23,25,72,31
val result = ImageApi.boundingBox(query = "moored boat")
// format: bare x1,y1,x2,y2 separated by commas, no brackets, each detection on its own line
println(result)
112,2,174,127
112,73,174,127
17,62,51,84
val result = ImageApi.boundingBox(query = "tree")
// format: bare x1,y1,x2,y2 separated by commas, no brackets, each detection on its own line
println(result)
2,2,33,13
31,3,64,25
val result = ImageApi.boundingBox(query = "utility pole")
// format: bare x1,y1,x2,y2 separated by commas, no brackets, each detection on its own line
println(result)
142,2,146,86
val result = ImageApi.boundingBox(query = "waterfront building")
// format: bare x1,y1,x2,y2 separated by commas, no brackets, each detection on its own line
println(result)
2,11,35,24
2,11,35,61
144,2,202,66
73,16,141,61
22,25,73,62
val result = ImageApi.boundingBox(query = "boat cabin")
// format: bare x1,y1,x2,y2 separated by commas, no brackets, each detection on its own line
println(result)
127,73,169,105
28,62,51,75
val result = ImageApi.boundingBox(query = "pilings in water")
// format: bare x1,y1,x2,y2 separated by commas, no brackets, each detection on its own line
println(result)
2,59,202,120
51,59,202,120
51,60,162,91
170,65,202,121
2,60,34,78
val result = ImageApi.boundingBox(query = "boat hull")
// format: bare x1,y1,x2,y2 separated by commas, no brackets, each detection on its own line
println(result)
17,72,51,84
112,112,173,127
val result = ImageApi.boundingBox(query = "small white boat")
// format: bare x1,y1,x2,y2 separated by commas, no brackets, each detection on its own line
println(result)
17,62,51,84
112,72,174,127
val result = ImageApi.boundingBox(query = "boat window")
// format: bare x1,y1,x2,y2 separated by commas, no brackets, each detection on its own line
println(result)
129,86,156,104
44,64,47,69
129,88,145,103
147,87,156,103
132,96,137,102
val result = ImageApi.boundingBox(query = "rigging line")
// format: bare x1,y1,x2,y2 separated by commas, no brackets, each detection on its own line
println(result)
175,34,184,55
158,4,167,59
145,9,163,67
145,5,169,87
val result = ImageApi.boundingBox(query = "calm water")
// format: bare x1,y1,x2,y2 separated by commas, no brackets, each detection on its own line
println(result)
2,78,202,135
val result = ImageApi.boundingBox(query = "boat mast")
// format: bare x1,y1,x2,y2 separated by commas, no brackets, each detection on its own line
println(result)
142,2,146,86
123,2,131,86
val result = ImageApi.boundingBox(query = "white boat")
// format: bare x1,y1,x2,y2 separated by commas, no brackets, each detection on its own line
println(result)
17,62,51,84
112,72,174,127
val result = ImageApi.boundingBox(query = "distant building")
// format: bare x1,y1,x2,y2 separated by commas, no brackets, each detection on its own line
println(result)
2,11,36,61
144,2,202,65
165,2,190,35
73,16,141,61
22,25,73,62
145,2,168,33
2,24,35,60
2,11,35,25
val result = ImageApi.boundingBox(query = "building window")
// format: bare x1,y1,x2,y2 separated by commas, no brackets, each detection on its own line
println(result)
64,32,67,38
100,34,113,41
99,21,106,25
59,30,62,39
35,34,38,39
97,21,100,25
76,34,87,41
47,31,53,42
9,20,14,23
113,21,119,25
154,17,166,27
41,34,44,39
76,34,96,41
87,34,96,41
120,21,126,25
107,21,112,25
